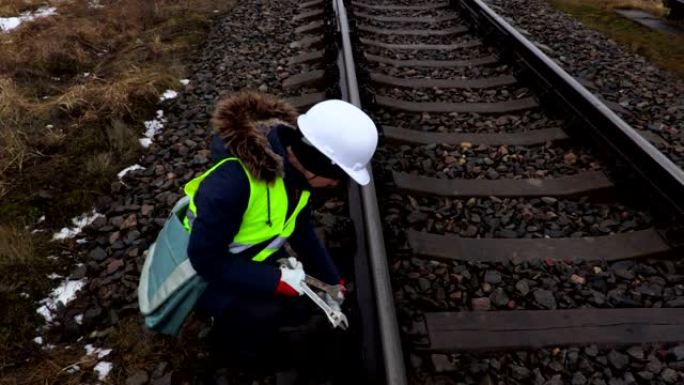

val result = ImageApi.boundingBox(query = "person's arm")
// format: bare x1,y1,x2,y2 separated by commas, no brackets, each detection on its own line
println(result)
187,163,281,295
288,204,341,285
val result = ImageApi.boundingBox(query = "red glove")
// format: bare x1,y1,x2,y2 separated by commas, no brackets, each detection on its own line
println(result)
275,279,299,296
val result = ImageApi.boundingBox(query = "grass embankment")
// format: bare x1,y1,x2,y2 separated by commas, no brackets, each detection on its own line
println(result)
0,0,234,379
548,0,684,78
0,0,47,17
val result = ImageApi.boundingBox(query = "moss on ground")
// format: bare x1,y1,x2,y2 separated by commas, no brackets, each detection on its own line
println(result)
548,0,684,79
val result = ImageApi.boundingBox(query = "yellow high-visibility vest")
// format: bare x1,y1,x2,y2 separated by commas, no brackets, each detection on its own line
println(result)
183,157,310,262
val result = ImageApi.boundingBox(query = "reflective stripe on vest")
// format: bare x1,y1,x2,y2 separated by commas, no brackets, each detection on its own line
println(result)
183,157,310,262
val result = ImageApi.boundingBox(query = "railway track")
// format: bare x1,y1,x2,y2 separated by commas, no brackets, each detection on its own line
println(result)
284,0,684,383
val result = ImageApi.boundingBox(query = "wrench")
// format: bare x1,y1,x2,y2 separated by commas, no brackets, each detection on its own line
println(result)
305,274,343,302
300,282,349,330
277,257,349,329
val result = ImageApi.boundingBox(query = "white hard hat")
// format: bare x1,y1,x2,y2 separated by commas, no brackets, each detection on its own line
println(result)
297,100,378,185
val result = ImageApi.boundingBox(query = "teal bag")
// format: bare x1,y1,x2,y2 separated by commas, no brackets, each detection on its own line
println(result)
138,197,208,335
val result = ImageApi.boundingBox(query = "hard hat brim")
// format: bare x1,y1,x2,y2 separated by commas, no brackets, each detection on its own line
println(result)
338,163,371,186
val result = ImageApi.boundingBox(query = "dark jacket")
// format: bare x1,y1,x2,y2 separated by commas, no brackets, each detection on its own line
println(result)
188,93,340,318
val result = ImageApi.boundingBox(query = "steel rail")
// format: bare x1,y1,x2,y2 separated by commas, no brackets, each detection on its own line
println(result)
456,0,684,221
333,0,408,384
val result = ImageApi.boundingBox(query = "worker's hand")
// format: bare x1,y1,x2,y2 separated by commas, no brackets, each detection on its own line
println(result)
324,278,347,309
332,278,346,305
324,293,342,312
275,257,305,296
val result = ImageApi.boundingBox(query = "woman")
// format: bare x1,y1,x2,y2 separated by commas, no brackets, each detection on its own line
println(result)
184,91,377,365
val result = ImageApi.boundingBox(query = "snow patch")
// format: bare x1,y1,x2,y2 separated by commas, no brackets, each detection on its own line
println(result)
47,273,62,280
31,215,47,234
93,361,112,380
143,111,165,138
36,305,52,321
85,344,112,359
159,89,178,101
138,138,152,148
180,79,190,86
74,314,84,324
33,336,43,345
36,279,86,322
138,110,166,148
0,17,21,31
0,6,57,32
52,209,104,241
117,164,145,179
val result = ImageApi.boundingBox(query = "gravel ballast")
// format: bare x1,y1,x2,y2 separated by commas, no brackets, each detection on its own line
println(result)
487,0,684,169
380,142,603,179
353,1,684,384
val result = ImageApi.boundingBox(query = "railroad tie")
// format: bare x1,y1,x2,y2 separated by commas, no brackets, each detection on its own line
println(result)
375,95,539,114
299,0,324,9
406,228,671,262
293,9,323,23
353,12,459,24
392,171,614,198
351,1,449,11
370,72,517,89
289,49,325,65
360,38,482,51
383,126,569,146
283,92,326,111
295,21,325,35
290,35,325,49
423,309,684,352
364,53,499,68
282,70,326,90
357,25,468,36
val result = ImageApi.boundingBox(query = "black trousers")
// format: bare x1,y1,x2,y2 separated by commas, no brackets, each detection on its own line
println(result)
208,294,335,372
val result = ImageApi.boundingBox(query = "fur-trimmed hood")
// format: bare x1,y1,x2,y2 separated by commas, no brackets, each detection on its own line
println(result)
211,91,299,183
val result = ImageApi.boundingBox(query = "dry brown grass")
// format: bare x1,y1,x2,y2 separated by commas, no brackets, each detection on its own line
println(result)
549,0,684,78
0,224,34,266
601,0,666,15
0,0,236,378
0,345,86,385
0,128,44,176
107,315,209,382
110,317,174,374
0,0,50,17
0,0,235,225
